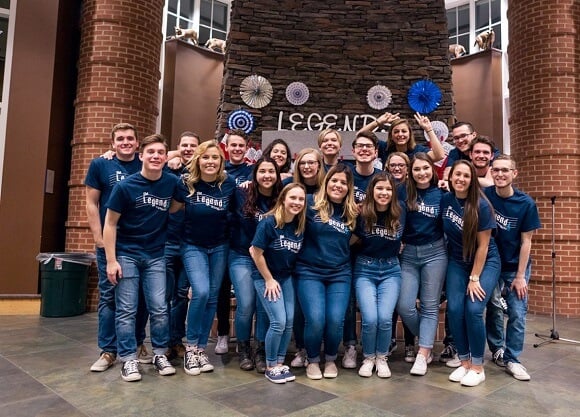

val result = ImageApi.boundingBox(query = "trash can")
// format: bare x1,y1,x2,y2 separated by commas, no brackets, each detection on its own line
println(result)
36,253,96,317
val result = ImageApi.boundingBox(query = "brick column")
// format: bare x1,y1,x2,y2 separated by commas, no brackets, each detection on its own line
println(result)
65,0,164,309
508,0,580,316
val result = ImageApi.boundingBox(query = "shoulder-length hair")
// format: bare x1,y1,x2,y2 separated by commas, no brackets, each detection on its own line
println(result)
313,163,358,231
265,182,307,235
185,141,227,196
387,119,416,153
263,138,292,173
293,148,325,190
242,157,282,217
360,172,401,234
448,160,493,261
406,152,439,211
317,128,343,147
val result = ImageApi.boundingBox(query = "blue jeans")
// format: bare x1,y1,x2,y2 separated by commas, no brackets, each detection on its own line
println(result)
229,251,268,343
254,276,295,367
292,277,305,349
500,265,531,364
182,243,228,349
165,241,189,346
398,238,448,350
446,255,501,366
485,282,505,353
355,256,401,358
297,279,351,363
115,255,169,361
342,281,358,346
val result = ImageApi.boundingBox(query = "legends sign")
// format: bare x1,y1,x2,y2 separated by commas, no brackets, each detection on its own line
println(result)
277,111,383,132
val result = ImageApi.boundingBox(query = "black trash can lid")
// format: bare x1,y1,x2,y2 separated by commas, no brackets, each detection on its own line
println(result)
36,252,96,266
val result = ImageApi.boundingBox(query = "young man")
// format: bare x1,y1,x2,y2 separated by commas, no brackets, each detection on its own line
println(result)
166,132,199,359
469,136,495,187
484,155,541,381
85,123,149,372
342,131,382,369
103,134,180,382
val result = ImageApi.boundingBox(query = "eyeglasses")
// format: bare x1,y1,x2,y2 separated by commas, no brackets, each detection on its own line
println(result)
298,160,319,166
490,167,515,174
354,143,375,149
452,132,473,142
388,163,407,169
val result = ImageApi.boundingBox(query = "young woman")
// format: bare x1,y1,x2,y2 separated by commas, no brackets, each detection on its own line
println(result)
351,173,405,378
250,183,307,384
295,164,358,380
396,153,448,376
317,129,343,171
229,157,283,372
385,152,410,184
174,141,236,376
263,139,293,180
442,160,500,387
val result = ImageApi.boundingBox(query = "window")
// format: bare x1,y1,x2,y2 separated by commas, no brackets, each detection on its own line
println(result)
165,0,230,45
446,0,503,53
0,0,11,114
475,0,501,49
447,4,470,52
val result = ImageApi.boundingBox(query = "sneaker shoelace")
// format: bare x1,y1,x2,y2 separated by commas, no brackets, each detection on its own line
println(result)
198,351,210,365
155,355,171,369
270,366,284,376
124,360,139,374
185,351,198,368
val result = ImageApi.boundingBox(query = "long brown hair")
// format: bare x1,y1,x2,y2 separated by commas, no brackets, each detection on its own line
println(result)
265,183,307,235
406,152,439,211
313,164,358,231
387,119,416,153
448,160,494,261
242,157,282,217
360,172,401,234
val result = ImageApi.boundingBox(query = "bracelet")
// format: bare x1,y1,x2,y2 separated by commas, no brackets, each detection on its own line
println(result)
469,275,480,282
425,129,434,133
375,120,383,128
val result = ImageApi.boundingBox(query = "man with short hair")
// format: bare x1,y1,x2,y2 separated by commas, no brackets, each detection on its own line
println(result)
103,134,179,382
484,155,541,381
469,136,496,187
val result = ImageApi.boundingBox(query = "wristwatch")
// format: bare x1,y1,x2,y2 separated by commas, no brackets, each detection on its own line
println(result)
469,275,480,282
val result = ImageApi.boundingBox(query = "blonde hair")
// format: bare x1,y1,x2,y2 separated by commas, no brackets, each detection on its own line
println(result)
185,141,227,196
266,183,307,235
293,148,325,189
317,128,343,147
313,164,358,231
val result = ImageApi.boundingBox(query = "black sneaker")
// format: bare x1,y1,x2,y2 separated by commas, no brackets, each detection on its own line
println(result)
153,354,176,376
197,350,214,372
184,349,201,376
492,348,506,367
439,344,458,363
121,359,141,382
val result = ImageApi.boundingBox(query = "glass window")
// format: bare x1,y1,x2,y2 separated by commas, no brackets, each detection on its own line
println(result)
447,8,456,35
476,0,490,30
491,0,501,24
457,5,469,35
0,1,9,10
213,1,228,32
180,0,193,17
447,1,504,52
168,0,178,14
0,17,7,94
200,0,212,27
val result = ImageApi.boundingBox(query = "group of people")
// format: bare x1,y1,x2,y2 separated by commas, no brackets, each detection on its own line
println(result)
85,113,540,387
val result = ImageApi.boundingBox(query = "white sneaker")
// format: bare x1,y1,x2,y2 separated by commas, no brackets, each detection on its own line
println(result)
461,369,485,387
446,354,462,368
506,362,531,381
449,366,469,382
376,355,391,378
306,362,322,380
358,356,375,377
323,361,338,378
291,348,308,368
410,352,429,376
342,345,357,369
214,335,229,355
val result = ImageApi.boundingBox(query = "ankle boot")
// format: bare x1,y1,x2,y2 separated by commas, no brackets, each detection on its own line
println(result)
237,341,254,371
254,341,267,374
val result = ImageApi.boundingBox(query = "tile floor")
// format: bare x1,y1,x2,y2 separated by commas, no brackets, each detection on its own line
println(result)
0,313,578,417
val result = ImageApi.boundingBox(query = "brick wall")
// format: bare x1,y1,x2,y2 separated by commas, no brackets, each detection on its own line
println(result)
65,0,165,311
507,0,580,316
218,0,453,140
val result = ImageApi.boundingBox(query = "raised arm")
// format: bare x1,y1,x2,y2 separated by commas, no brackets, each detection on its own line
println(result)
359,112,401,134
414,112,445,163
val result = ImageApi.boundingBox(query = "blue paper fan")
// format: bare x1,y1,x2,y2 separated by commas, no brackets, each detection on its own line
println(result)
227,109,255,134
407,80,442,114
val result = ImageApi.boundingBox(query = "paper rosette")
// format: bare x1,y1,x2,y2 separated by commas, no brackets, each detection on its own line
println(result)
285,82,310,106
367,85,392,110
407,80,442,114
423,120,449,143
227,109,256,134
240,75,273,109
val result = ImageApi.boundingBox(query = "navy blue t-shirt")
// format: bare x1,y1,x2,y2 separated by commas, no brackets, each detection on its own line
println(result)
353,167,381,204
175,175,237,247
225,161,253,185
106,172,178,259
282,177,319,195
251,215,303,280
398,185,445,245
84,156,142,226
354,204,406,259
484,186,541,271
295,195,353,282
441,193,497,265
230,187,275,255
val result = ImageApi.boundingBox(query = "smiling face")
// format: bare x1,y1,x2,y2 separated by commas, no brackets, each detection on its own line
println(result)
226,135,247,164
139,142,167,173
297,152,320,181
391,122,411,148
283,186,306,218
319,132,341,158
199,146,222,180
352,136,377,164
373,180,393,212
450,162,472,198
255,161,277,193
470,142,493,170
179,135,199,164
112,129,138,161
452,125,476,153
491,159,517,190
269,143,288,169
326,172,348,203
411,159,433,189
387,155,408,182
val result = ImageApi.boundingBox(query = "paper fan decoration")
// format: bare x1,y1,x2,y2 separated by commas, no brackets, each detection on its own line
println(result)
407,80,442,114
240,75,273,109
227,109,256,134
367,85,392,110
286,82,310,106
424,120,449,142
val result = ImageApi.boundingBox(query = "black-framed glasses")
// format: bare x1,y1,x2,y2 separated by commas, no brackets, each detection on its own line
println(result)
354,143,375,149
490,167,515,174
452,132,472,142
388,163,407,169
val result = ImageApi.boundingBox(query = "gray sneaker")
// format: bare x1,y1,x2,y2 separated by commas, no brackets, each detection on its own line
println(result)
90,352,116,372
184,349,201,376
121,359,141,382
153,354,176,376
197,350,214,372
